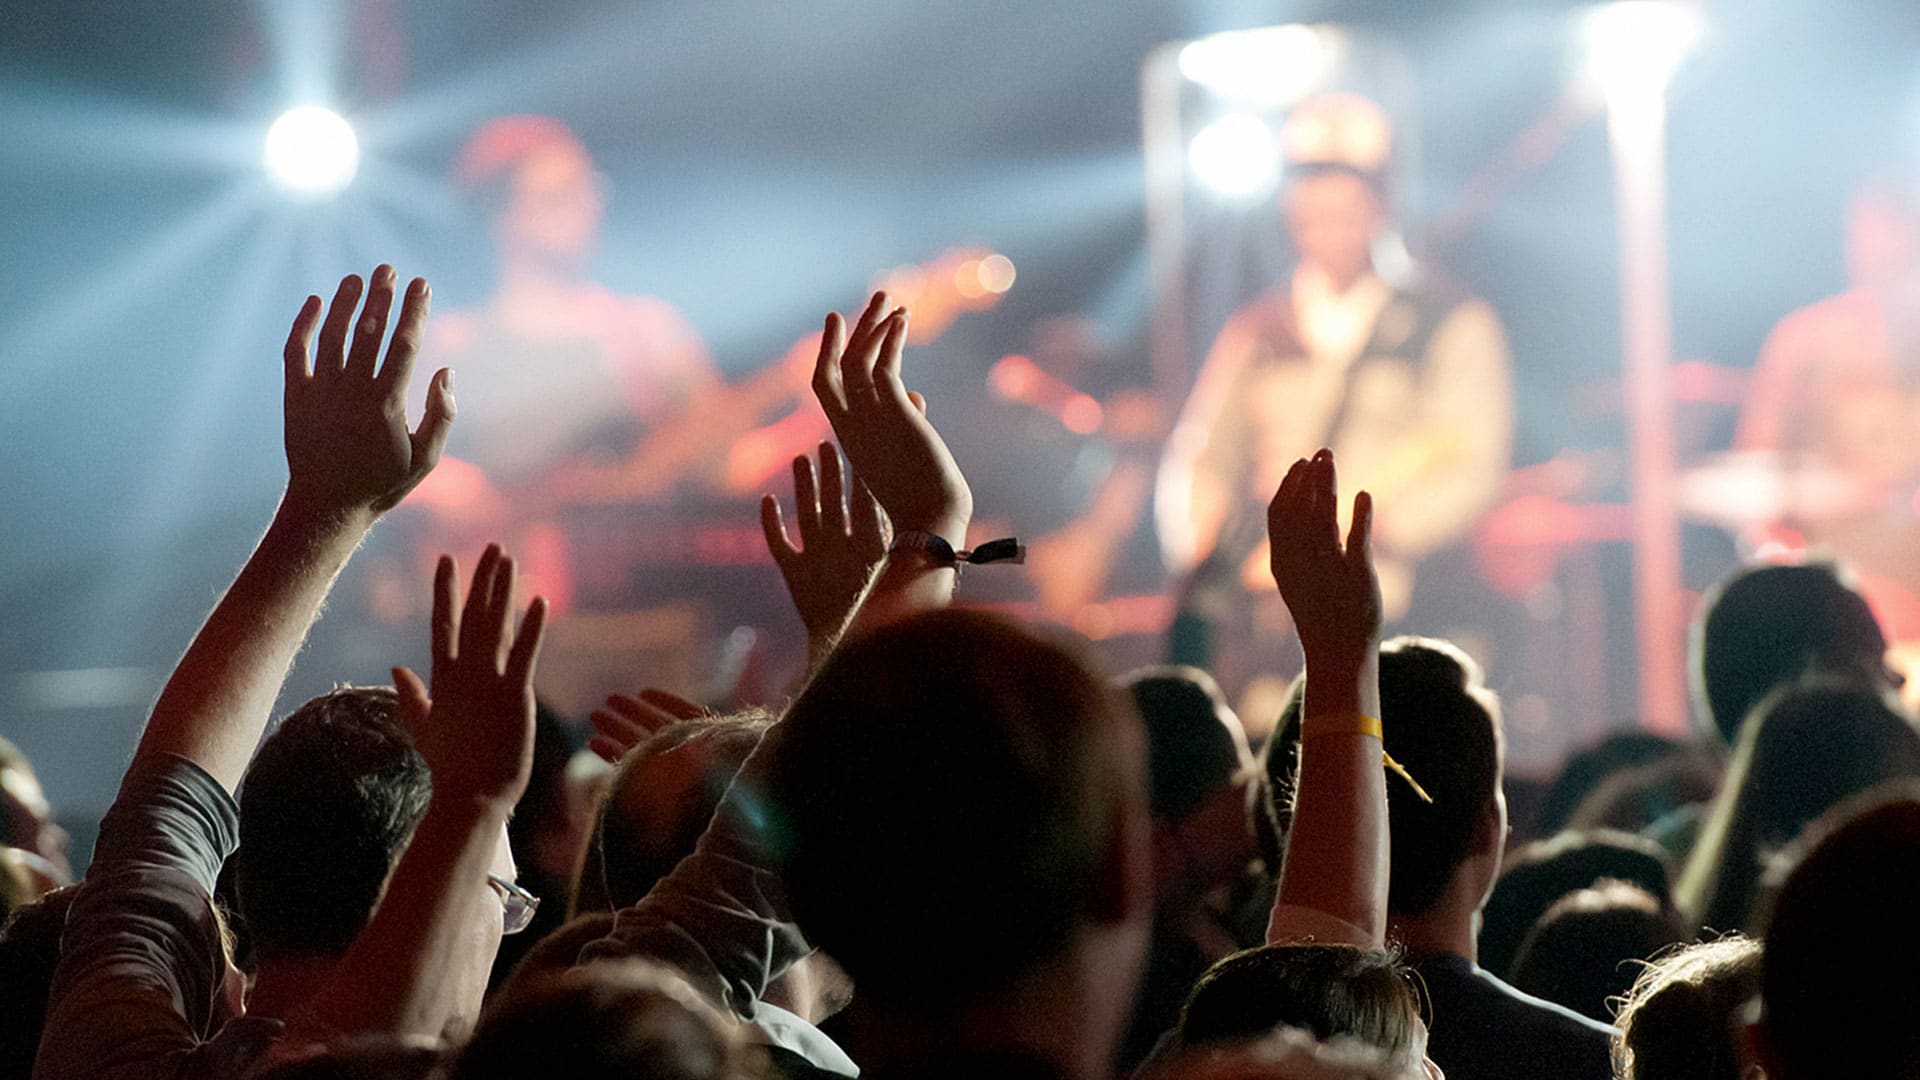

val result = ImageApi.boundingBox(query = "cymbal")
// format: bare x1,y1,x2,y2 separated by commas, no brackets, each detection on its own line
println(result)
1677,451,1888,527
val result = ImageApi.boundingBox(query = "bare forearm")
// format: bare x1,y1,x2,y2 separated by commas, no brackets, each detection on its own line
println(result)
135,497,374,793
292,794,508,1040
1273,649,1388,946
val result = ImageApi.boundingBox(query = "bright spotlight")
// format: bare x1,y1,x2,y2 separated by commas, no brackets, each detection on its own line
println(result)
1188,114,1279,199
264,106,359,196
1177,25,1338,109
1582,2,1704,100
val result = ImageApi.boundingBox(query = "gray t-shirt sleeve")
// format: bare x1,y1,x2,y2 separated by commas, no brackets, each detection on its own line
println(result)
34,753,241,1080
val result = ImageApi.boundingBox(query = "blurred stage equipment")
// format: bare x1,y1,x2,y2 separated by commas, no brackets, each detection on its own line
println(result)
263,106,359,196
1586,0,1705,736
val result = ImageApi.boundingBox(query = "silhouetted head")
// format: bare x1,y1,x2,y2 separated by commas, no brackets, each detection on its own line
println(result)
237,687,434,964
1177,944,1423,1060
1124,666,1258,898
1613,935,1760,1080
1755,789,1920,1079
1479,828,1672,980
1692,560,1889,745
1676,678,1920,933
765,609,1151,1014
1508,881,1684,1023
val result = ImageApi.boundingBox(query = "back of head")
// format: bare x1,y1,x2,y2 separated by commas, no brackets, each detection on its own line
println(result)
1539,732,1688,835
1677,678,1920,933
237,688,432,962
1693,561,1886,745
1265,639,1501,918
1508,881,1684,1023
0,884,77,1080
450,961,744,1080
1123,666,1253,824
1760,789,1920,1080
1479,829,1672,979
591,714,768,911
766,609,1147,1006
1614,935,1760,1080
1177,945,1422,1060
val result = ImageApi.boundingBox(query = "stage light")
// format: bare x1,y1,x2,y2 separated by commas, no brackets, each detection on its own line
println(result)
1582,2,1704,100
264,107,359,196
1188,114,1279,199
978,254,1016,294
1177,25,1337,109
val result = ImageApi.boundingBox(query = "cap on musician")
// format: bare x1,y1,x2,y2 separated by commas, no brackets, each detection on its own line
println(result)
1279,93,1395,292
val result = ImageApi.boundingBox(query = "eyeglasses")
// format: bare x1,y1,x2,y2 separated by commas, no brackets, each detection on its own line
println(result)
487,874,541,935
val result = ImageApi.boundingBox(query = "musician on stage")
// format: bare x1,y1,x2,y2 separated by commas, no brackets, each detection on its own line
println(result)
1158,94,1513,625
399,116,720,612
1734,177,1920,638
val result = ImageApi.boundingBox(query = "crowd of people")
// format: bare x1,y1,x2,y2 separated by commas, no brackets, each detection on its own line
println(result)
3,261,1919,1080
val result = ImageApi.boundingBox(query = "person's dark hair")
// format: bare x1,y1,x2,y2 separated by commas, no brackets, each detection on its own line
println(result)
1539,733,1688,836
1479,828,1672,980
1266,638,1500,917
0,884,78,1080
1675,678,1920,934
1176,944,1423,1059
1760,788,1920,1079
235,687,432,961
1692,560,1887,745
1612,935,1760,1080
1562,747,1723,837
765,609,1144,1005
586,712,769,912
449,961,745,1080
1123,666,1253,823
1508,881,1685,1023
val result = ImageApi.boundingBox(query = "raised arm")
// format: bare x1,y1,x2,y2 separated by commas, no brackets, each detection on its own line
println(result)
283,546,547,1045
1267,451,1388,947
760,441,890,669
811,292,974,630
135,267,453,793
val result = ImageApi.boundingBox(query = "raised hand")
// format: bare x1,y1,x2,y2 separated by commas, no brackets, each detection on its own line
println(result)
1268,450,1381,669
810,292,972,540
284,266,455,517
393,545,548,808
761,442,890,656
587,688,708,763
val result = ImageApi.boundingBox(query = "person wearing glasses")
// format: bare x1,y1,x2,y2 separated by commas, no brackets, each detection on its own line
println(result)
36,270,551,1078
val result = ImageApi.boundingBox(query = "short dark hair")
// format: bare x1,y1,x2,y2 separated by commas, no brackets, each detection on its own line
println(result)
1267,638,1501,917
0,884,78,1080
1508,881,1684,1023
1614,935,1760,1080
450,961,740,1080
765,609,1144,1005
1122,666,1252,823
1177,944,1423,1058
236,688,432,961
1693,561,1886,745
1761,789,1920,1079
1479,828,1673,980
589,713,769,912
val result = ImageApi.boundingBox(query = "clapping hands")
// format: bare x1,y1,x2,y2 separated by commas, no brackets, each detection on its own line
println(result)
809,292,972,541
1268,450,1380,669
283,266,455,518
393,546,548,808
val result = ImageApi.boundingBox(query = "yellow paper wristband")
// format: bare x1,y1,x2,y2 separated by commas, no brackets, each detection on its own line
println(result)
1301,713,1383,740
1300,714,1434,804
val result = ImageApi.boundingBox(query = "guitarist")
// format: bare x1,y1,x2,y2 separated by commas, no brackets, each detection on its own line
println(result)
1158,93,1512,625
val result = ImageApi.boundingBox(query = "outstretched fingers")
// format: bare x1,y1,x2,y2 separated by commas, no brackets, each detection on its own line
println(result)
430,554,458,682
1346,490,1374,569
505,596,547,687
793,453,821,539
283,295,323,391
761,493,800,569
314,274,365,380
376,276,431,396
811,312,849,417
458,545,504,668
343,265,397,381
838,292,892,401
